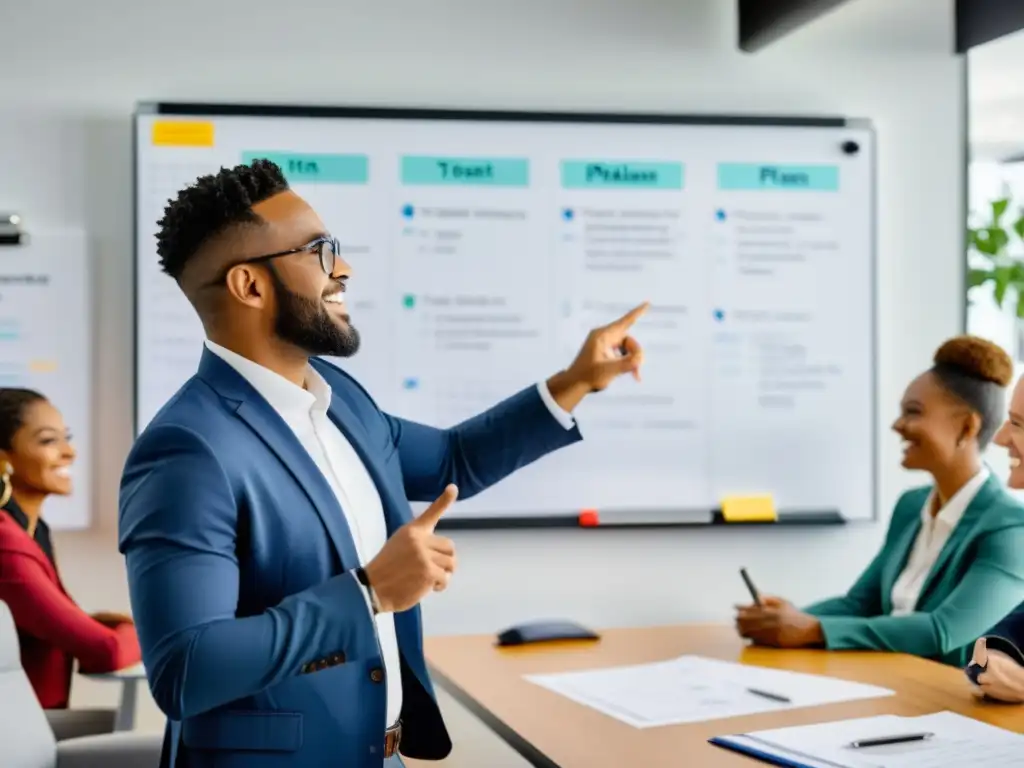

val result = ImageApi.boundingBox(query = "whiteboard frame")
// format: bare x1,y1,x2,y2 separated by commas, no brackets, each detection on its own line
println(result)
131,102,878,530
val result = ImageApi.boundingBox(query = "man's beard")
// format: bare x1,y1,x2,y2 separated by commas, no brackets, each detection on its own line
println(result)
269,268,360,358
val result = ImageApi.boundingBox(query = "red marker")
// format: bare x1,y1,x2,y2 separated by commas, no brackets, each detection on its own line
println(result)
578,509,599,527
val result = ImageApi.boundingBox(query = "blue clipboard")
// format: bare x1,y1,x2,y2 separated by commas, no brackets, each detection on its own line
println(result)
708,735,825,768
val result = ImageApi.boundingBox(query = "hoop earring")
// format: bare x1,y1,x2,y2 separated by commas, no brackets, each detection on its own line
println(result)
0,464,12,509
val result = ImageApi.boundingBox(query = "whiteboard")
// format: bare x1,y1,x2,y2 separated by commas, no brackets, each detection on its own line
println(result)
0,232,92,529
134,104,876,524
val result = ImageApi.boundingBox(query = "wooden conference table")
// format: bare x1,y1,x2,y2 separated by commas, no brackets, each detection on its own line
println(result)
423,625,1024,767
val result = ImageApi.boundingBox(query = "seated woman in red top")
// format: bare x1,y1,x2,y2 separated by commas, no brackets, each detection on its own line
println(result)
0,388,140,708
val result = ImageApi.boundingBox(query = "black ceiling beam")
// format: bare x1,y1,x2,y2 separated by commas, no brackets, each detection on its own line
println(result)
956,0,1024,52
738,0,856,52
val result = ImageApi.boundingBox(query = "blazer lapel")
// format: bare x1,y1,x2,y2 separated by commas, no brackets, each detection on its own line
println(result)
880,512,922,614
198,349,361,572
918,474,1001,601
2,521,60,585
325,395,409,536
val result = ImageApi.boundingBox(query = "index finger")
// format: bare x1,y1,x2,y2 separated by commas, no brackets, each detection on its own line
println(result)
607,302,649,332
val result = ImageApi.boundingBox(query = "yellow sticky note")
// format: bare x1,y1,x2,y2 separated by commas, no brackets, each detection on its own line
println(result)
28,359,58,373
152,120,215,148
721,494,777,523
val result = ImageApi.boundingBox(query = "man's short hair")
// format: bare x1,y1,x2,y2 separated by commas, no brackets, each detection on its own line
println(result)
155,159,289,281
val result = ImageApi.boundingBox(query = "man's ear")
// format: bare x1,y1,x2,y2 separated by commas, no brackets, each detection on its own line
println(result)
224,265,269,309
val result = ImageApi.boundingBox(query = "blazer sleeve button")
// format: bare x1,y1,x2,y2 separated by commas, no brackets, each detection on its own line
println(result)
369,667,385,683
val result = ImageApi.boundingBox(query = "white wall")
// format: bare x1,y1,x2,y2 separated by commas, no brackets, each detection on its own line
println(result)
0,0,964,729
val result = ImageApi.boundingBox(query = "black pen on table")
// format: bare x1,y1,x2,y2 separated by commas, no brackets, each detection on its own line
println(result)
746,687,791,703
740,567,762,607
847,732,934,749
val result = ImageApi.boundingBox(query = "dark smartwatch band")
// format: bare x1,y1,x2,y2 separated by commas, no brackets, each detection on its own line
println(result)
354,566,371,588
354,567,380,614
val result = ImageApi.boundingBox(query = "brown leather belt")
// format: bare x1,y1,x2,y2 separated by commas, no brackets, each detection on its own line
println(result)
384,721,402,758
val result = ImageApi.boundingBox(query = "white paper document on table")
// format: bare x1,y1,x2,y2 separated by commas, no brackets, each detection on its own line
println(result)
711,710,1024,767
523,655,894,728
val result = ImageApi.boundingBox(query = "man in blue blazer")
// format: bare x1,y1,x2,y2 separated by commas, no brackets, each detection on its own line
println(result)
119,159,647,768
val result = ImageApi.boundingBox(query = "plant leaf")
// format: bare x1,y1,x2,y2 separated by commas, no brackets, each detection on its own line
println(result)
1014,212,1024,242
993,198,1010,223
990,226,1010,252
968,268,992,288
971,233,996,256
994,265,1013,306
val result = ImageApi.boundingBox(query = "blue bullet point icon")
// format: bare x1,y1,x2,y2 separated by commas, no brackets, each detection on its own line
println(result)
402,377,419,390
715,209,726,221
713,309,725,322
562,208,574,221
402,204,415,219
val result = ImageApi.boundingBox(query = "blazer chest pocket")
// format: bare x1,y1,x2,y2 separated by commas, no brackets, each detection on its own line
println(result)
182,710,303,752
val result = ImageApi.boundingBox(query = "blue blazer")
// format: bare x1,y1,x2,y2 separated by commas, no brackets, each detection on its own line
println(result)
986,602,1024,665
119,349,581,768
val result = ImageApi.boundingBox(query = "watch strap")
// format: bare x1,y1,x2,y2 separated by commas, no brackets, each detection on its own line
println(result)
354,567,382,614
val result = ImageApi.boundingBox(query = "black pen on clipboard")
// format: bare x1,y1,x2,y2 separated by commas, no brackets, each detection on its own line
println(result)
740,567,762,607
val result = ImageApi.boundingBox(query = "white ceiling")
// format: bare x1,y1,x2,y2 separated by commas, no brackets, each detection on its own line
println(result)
970,28,1024,161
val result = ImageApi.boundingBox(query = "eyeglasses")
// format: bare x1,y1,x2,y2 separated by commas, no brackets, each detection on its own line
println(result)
206,236,342,286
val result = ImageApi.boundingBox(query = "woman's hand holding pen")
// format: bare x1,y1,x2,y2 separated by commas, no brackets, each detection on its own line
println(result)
734,596,824,648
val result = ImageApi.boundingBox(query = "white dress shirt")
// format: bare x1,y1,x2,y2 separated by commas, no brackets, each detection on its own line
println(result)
204,340,574,726
889,467,989,616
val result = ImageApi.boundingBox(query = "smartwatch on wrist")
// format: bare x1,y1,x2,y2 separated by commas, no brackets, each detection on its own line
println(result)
354,566,382,614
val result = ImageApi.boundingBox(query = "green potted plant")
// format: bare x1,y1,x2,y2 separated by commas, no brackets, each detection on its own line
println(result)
968,197,1024,319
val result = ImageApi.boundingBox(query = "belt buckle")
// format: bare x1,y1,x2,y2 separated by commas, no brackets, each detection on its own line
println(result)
384,721,402,758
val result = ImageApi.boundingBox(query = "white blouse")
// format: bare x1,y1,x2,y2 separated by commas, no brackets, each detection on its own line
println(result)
889,468,989,616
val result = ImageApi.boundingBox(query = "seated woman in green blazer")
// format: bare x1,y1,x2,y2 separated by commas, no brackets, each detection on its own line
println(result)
735,335,1024,667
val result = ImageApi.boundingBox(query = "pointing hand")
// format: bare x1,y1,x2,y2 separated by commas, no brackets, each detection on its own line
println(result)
546,302,650,412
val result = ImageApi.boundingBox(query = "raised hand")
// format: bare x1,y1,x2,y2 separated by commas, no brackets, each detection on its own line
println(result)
363,484,459,613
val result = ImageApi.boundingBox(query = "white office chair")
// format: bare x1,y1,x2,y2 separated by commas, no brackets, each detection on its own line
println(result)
0,599,162,768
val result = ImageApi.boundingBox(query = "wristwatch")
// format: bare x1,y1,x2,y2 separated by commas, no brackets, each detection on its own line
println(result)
354,567,382,615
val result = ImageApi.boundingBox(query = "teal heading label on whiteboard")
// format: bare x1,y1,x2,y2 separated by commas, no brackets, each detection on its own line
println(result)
242,152,369,184
401,156,529,186
561,160,684,189
718,163,839,191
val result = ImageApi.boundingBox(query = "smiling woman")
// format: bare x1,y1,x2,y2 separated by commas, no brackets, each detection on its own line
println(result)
735,336,1024,668
0,388,141,708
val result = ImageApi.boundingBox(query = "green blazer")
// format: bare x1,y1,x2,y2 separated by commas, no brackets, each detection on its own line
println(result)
805,474,1024,667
